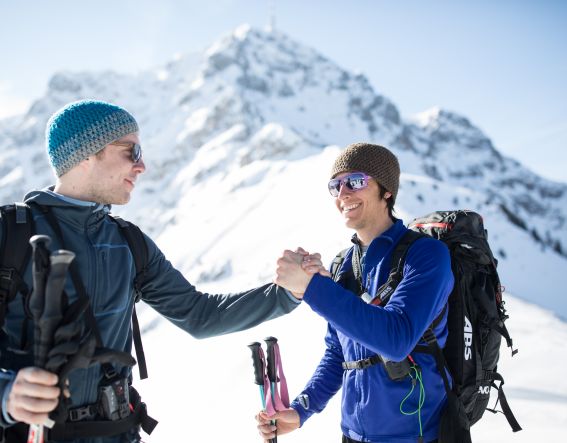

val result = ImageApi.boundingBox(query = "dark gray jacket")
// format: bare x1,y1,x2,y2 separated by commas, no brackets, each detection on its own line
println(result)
0,189,299,441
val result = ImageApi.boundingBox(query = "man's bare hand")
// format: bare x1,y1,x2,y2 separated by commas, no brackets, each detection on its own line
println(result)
6,367,60,425
256,408,300,441
297,247,331,278
275,247,330,298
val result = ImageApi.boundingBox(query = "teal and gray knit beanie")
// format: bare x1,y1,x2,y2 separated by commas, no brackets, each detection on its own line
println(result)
46,100,139,177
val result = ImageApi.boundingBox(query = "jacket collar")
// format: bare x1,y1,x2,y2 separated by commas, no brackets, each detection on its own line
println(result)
351,219,406,248
24,186,111,231
363,219,407,266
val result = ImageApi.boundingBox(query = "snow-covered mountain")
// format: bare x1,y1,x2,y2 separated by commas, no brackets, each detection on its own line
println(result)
1,23,566,442
1,24,565,317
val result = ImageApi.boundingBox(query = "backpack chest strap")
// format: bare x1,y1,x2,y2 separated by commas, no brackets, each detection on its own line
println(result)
342,355,382,370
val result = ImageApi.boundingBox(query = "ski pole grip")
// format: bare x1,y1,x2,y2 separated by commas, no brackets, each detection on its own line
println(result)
30,234,52,249
44,250,75,318
264,336,278,382
28,235,52,318
248,342,264,386
37,250,75,368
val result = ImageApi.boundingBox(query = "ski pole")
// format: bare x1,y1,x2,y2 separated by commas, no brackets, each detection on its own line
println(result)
28,248,75,443
28,236,51,310
248,342,266,409
249,341,276,443
38,250,75,369
28,235,52,360
27,235,52,443
265,336,279,443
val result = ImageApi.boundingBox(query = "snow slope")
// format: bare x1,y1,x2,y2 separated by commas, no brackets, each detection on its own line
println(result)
131,147,566,442
134,281,567,442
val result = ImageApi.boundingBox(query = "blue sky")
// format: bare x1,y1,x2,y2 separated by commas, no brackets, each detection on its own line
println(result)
1,0,565,182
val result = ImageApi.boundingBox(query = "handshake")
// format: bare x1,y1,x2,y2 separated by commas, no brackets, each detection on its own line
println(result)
273,247,331,298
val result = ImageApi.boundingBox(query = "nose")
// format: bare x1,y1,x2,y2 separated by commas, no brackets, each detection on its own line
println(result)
134,158,146,174
337,181,352,199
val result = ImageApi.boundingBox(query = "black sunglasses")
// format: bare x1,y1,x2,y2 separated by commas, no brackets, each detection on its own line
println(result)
109,141,143,163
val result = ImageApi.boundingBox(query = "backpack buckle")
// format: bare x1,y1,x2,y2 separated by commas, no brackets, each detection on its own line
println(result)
422,329,438,345
133,282,144,303
0,267,28,299
0,267,14,282
68,404,98,422
0,268,18,299
133,267,147,303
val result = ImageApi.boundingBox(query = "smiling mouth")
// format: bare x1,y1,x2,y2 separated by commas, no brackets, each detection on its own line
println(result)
342,203,361,214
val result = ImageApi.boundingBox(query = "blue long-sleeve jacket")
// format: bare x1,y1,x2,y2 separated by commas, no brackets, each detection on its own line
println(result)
0,188,300,442
290,219,454,443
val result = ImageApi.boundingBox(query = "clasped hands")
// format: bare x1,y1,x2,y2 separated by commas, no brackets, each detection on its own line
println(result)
274,247,330,298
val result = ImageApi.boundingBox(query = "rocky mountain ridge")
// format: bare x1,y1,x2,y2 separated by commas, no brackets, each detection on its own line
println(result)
0,24,565,259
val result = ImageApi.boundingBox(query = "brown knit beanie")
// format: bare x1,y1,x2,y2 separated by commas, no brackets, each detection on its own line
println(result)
330,142,400,202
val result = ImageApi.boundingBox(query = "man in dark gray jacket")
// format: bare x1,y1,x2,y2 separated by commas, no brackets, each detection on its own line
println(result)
0,100,316,442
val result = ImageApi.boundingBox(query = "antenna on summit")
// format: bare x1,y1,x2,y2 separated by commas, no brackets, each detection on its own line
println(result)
268,0,276,32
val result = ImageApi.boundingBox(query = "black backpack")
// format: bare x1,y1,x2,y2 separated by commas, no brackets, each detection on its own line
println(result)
331,210,521,441
0,202,149,379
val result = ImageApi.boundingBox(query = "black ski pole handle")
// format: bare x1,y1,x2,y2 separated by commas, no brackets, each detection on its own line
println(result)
37,250,75,368
28,235,52,321
264,336,278,383
248,342,264,386
30,235,52,249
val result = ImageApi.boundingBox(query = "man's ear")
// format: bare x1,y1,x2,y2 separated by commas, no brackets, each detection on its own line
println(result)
76,156,94,172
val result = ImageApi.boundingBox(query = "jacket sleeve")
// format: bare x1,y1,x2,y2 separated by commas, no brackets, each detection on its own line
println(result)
302,238,454,361
289,324,344,425
138,234,301,339
0,370,16,427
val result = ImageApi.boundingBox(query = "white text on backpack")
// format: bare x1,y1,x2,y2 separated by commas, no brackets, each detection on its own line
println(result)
464,316,473,360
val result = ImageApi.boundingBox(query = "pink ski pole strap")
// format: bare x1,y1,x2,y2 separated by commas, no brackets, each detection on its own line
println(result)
264,342,289,415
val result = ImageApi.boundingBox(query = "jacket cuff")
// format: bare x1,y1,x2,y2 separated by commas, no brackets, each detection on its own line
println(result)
283,289,302,304
0,371,17,426
303,272,328,303
290,397,312,427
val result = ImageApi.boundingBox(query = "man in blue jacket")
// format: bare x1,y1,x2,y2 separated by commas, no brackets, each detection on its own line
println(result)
257,143,454,442
0,100,323,442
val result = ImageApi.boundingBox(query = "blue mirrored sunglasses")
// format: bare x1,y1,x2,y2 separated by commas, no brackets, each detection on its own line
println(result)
328,172,371,197
110,141,143,163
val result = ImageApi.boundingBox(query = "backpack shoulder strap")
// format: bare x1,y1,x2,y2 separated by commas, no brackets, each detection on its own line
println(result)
330,247,350,282
37,203,105,348
109,215,149,380
110,216,149,301
0,203,34,327
374,229,426,306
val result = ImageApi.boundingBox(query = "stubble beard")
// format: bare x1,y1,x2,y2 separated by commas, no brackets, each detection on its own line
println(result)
86,183,130,205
